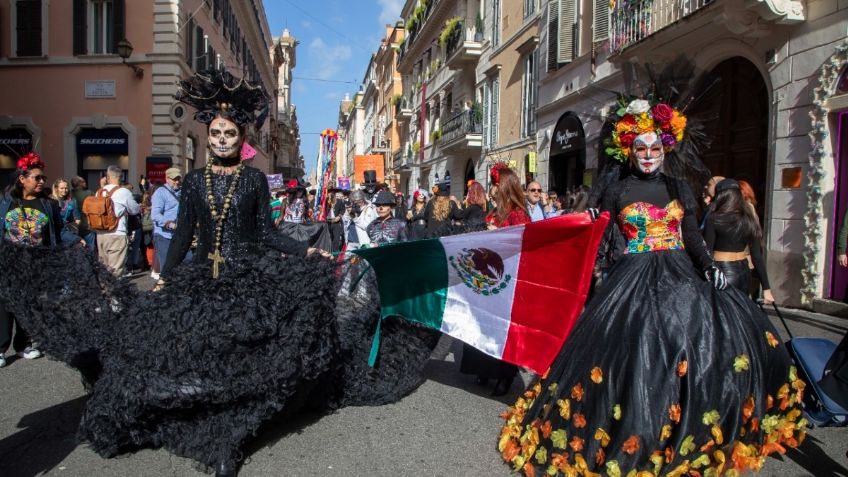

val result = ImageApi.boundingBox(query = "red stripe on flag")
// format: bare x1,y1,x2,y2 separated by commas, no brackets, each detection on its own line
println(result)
501,213,609,374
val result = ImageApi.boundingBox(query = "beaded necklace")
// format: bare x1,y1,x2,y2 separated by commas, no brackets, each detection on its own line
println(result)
204,159,244,278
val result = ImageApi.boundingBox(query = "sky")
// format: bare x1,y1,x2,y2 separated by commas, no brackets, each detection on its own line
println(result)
262,0,404,177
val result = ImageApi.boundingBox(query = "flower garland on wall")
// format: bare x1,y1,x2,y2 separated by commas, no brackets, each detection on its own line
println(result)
802,38,848,305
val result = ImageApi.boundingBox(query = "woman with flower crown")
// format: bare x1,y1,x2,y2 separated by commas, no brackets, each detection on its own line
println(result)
497,94,806,476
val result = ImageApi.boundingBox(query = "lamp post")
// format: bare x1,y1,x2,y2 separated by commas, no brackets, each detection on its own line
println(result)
116,38,144,78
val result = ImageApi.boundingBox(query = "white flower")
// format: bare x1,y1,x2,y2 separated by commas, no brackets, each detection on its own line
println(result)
625,99,651,114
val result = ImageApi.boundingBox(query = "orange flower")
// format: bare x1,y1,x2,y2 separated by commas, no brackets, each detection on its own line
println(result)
665,446,675,464
750,417,760,433
573,413,587,428
570,435,585,452
766,394,774,410
522,462,536,477
571,383,584,402
541,420,553,439
502,438,520,462
668,403,682,424
550,453,568,471
700,439,715,452
622,435,640,455
765,331,780,348
677,360,688,377
742,396,755,422
670,111,687,133
591,367,604,384
596,447,606,466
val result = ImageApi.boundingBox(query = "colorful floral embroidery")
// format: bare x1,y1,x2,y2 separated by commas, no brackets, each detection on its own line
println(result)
619,201,685,254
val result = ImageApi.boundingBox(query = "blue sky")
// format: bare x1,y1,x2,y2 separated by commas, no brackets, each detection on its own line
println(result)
262,0,403,176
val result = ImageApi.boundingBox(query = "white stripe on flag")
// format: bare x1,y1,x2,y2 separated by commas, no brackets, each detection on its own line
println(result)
439,226,524,359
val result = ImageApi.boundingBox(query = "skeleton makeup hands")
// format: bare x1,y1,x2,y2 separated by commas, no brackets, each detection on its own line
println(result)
630,132,664,174
208,116,243,159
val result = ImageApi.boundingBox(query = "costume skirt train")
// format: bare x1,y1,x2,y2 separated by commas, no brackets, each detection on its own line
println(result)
0,244,438,469
499,249,806,476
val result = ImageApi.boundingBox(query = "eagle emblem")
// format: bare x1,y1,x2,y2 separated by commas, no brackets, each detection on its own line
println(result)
449,248,512,295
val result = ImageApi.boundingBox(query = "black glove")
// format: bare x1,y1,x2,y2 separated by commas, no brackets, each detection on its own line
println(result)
587,208,600,221
704,265,728,290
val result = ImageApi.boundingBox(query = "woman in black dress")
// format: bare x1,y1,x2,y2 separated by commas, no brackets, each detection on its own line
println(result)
406,189,428,238
453,180,487,228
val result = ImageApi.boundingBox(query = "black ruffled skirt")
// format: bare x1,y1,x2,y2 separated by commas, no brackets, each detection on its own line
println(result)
0,244,438,469
499,250,806,476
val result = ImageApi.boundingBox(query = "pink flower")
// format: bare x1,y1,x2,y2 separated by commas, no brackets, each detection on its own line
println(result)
651,103,674,123
648,206,667,220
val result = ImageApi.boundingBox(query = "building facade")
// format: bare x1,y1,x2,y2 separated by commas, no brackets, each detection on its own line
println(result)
272,28,303,178
375,23,405,191
530,0,847,308
0,0,278,191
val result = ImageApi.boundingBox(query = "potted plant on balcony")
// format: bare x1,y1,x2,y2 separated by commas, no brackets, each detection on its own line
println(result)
429,129,442,143
474,13,484,42
471,101,483,125
412,141,421,154
390,93,403,107
439,17,462,49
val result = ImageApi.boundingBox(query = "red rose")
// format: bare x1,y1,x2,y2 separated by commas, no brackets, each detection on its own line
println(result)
651,103,674,123
620,114,637,126
619,132,637,147
660,121,671,131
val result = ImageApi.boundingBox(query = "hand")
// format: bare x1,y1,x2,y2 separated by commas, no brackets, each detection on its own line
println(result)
587,208,600,221
152,279,165,292
406,210,413,220
307,247,332,258
80,239,87,247
762,289,775,305
839,254,848,267
704,265,728,290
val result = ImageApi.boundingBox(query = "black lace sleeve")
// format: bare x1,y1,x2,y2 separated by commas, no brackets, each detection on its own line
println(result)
161,171,201,276
749,237,771,290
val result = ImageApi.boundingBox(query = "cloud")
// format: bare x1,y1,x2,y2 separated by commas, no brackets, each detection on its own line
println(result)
377,0,403,26
308,37,352,80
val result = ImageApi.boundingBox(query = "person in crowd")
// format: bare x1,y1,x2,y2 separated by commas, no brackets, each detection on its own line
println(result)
406,189,428,239
348,189,376,248
366,190,408,245
283,179,308,224
326,189,346,252
125,182,147,276
138,175,150,194
51,178,85,246
703,178,775,304
499,93,803,475
0,153,74,366
737,179,763,297
561,184,590,215
452,180,487,228
525,180,551,221
151,167,183,281
423,181,458,236
71,176,96,252
546,190,560,215
139,188,155,275
269,189,285,227
700,174,725,229
92,166,140,277
392,192,407,221
460,168,530,397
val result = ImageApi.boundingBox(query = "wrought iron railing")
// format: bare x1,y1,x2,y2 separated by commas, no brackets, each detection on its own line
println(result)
393,150,404,169
397,0,442,65
611,0,713,53
441,110,482,145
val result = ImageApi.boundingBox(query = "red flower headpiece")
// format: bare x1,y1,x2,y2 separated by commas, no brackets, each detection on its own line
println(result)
489,162,509,186
17,152,45,172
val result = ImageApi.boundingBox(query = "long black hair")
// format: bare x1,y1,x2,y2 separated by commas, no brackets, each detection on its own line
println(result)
710,185,762,241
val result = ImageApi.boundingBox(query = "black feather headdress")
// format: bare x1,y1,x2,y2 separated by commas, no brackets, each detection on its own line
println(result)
175,69,270,130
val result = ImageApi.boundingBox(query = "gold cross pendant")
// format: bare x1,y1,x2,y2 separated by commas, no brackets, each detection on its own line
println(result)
208,249,225,279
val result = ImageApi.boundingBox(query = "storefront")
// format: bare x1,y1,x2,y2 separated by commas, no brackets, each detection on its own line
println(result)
0,128,34,188
548,112,586,194
76,128,129,189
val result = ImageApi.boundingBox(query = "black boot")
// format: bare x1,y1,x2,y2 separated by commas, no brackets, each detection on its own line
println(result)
491,377,514,397
475,376,489,386
215,460,238,477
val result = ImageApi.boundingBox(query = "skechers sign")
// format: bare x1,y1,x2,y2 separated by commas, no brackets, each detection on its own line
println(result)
77,128,128,153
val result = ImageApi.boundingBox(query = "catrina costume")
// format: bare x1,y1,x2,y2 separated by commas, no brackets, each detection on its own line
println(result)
498,65,806,476
0,70,438,476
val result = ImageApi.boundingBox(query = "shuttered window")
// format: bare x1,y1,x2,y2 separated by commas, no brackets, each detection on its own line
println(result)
185,18,195,69
546,1,558,72
491,76,499,147
521,50,538,138
195,26,207,71
491,0,501,47
593,0,610,42
483,76,500,148
482,85,489,149
16,0,42,57
557,0,576,64
73,0,124,55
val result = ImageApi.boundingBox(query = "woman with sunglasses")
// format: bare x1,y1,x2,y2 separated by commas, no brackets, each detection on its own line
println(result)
0,153,79,367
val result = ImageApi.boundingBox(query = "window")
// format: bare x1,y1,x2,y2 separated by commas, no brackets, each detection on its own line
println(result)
15,0,43,57
482,75,500,149
547,0,578,71
491,0,501,47
521,50,538,138
73,0,125,55
525,0,537,18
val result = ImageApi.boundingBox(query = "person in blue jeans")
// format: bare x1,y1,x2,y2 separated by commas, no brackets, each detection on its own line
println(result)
150,167,182,280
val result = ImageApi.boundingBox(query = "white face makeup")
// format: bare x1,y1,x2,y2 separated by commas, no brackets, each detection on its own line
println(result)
208,116,242,159
631,132,664,174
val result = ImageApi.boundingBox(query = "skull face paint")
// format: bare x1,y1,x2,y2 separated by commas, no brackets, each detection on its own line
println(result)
208,116,243,159
630,132,664,174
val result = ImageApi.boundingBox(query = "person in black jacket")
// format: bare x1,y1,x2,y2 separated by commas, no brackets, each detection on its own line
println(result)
326,189,346,252
452,180,487,228
406,189,428,238
423,180,458,236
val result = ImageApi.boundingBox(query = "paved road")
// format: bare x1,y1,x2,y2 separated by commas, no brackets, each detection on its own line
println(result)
1,283,847,476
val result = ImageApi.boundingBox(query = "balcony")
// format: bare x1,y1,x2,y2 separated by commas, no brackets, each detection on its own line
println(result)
445,21,482,70
394,97,413,122
393,149,404,170
611,0,713,54
440,110,482,153
397,0,449,70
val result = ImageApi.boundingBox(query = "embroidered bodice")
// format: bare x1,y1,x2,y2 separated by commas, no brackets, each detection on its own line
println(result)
618,200,685,254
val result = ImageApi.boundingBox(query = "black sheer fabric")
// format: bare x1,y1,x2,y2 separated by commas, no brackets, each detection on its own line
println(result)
500,170,805,475
162,166,306,276
704,217,771,289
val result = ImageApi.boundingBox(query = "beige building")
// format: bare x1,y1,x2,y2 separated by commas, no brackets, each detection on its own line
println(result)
272,29,303,178
475,0,541,187
530,0,847,308
0,0,278,190
375,23,405,191
395,0,484,196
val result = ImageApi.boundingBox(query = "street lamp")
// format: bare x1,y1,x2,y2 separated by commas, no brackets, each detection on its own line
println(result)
116,38,144,78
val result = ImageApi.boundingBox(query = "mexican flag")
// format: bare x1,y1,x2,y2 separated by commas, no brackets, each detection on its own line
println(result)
351,212,609,374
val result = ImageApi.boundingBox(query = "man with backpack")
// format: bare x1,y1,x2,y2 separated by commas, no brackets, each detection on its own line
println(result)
84,166,140,277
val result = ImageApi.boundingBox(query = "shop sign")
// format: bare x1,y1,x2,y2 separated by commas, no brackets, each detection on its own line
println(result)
85,80,116,98
77,128,128,154
146,156,172,185
550,114,585,156
527,152,537,174
267,174,284,190
0,128,33,157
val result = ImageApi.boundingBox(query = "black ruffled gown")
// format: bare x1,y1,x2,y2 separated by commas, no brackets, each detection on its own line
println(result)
498,172,807,476
0,165,438,471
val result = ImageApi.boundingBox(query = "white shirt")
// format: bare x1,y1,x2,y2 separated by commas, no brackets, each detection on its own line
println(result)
96,184,140,236
352,203,377,247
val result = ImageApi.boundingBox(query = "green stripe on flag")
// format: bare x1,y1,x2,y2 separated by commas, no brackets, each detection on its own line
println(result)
352,238,448,329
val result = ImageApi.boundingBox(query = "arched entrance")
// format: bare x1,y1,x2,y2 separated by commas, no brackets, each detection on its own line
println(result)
464,158,475,195
827,66,848,300
695,57,769,219
548,112,586,194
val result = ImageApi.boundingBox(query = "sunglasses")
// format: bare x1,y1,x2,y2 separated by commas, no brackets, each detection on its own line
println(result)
28,174,47,182
528,188,542,193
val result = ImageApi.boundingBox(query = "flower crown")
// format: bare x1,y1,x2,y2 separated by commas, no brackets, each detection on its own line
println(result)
16,152,45,172
606,98,687,162
489,162,509,186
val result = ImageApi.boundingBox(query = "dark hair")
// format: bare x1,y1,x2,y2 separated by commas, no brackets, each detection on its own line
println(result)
710,186,761,240
6,166,48,204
